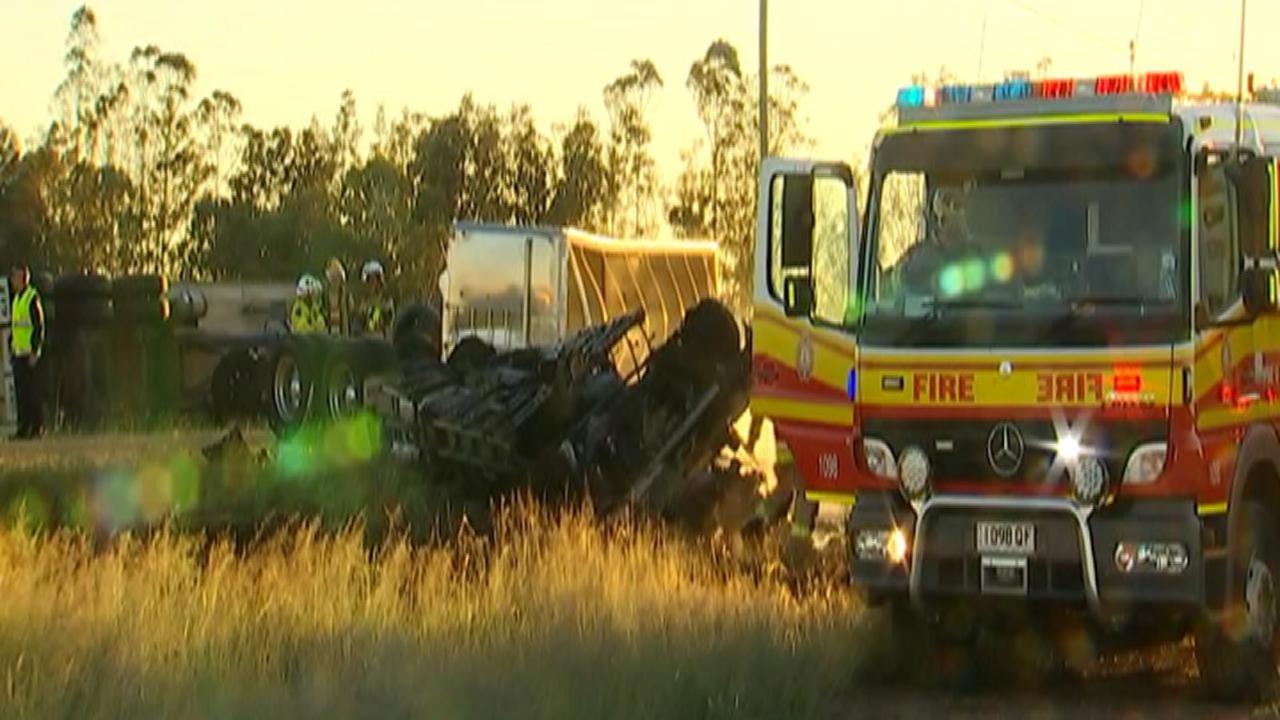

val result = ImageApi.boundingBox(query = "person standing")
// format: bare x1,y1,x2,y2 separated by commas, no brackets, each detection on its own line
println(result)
289,274,327,334
8,265,44,439
358,260,395,337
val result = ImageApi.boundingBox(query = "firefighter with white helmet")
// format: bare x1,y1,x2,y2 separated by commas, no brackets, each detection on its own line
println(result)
359,259,395,337
289,274,326,334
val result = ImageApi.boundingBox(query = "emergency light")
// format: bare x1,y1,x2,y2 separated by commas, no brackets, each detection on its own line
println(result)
896,71,1184,110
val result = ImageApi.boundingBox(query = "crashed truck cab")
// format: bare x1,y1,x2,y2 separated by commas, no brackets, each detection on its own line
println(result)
752,70,1280,689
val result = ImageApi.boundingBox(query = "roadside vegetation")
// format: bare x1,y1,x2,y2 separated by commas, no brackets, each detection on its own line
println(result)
0,432,866,719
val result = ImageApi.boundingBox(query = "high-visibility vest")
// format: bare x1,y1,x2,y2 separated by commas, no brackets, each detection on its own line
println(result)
289,298,326,334
11,287,38,357
364,295,395,335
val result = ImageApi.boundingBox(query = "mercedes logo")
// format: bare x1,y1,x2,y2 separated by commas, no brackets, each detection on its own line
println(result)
987,422,1025,477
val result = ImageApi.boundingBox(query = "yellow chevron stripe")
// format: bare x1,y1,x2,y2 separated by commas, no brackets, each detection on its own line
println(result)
806,491,857,506
750,396,853,427
1198,501,1228,516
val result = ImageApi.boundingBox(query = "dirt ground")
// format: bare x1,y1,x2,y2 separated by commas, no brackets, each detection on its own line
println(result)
833,639,1279,719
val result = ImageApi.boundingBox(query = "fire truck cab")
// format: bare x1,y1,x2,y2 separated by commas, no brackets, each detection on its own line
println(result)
753,72,1280,697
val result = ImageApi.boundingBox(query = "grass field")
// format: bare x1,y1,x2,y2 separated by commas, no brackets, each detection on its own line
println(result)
0,431,869,719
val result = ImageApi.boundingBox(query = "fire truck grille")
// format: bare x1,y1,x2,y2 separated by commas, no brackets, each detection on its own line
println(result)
861,417,1167,486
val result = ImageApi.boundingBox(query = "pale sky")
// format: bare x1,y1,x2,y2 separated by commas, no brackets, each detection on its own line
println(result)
2,0,1279,181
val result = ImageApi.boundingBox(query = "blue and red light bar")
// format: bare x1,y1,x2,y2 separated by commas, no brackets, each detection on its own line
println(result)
897,71,1183,109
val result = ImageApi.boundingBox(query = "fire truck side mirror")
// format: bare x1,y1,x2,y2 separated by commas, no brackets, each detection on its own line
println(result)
1228,154,1278,316
779,173,815,269
764,159,857,320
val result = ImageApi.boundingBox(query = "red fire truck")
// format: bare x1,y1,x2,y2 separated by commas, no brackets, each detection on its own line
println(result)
753,71,1280,697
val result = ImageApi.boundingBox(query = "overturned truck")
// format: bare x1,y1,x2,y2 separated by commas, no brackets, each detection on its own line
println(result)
369,298,753,520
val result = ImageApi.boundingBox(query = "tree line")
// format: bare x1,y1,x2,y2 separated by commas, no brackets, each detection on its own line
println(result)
0,7,809,305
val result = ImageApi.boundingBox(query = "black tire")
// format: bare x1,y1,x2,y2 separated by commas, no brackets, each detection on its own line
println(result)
210,348,260,422
112,274,167,298
263,343,312,436
1196,499,1280,701
56,299,114,326
113,297,169,323
320,347,363,421
53,273,111,301
31,271,54,298
169,288,208,326
393,301,442,361
447,336,496,374
349,338,398,375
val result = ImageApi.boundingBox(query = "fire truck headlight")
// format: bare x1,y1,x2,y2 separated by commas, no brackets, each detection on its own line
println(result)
1068,456,1108,505
898,446,931,501
862,438,897,479
854,527,910,564
1055,435,1082,464
1123,442,1168,485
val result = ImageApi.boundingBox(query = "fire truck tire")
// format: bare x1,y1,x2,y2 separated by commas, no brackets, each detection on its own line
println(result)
1196,499,1280,701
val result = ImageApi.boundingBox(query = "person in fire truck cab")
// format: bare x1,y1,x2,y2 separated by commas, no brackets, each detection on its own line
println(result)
895,182,986,296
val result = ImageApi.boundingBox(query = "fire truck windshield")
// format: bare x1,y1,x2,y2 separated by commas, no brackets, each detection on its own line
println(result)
861,122,1187,348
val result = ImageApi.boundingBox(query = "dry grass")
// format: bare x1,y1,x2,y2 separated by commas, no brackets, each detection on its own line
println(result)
0,440,869,719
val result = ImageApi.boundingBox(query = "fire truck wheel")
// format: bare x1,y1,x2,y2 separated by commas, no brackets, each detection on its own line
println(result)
264,344,312,436
1196,499,1280,701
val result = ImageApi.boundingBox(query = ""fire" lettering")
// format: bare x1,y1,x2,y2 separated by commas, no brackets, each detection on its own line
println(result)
1036,372,1104,403
912,373,976,403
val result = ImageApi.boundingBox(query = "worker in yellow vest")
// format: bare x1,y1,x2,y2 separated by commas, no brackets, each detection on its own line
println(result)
8,265,44,439
324,258,349,334
358,260,395,337
288,274,326,334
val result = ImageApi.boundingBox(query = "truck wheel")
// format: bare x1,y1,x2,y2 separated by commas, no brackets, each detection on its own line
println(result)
1196,499,1280,701
266,345,310,435
112,274,167,298
112,297,169,323
211,348,257,422
321,350,362,420
447,336,495,373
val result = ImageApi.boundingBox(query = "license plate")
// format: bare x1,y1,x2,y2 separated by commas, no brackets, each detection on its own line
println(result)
981,556,1028,595
975,521,1036,555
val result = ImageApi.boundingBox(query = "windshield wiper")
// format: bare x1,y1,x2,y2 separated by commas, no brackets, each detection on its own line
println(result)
892,297,1018,343
1045,295,1172,340
1064,294,1169,310
925,298,1020,312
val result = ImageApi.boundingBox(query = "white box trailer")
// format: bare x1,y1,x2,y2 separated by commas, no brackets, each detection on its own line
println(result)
442,223,721,357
